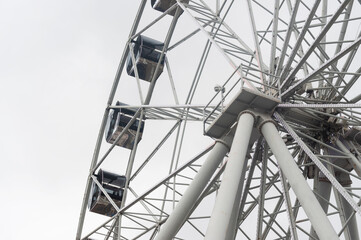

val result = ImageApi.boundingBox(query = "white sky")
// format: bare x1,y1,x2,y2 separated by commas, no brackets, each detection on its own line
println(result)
0,1,228,238
1,1,361,239
0,0,138,239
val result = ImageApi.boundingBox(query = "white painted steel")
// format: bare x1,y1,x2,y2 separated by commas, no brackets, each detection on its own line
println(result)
278,103,361,108
335,138,361,177
340,189,360,240
154,136,232,240
75,2,148,239
261,120,339,240
77,1,361,239
310,180,332,240
205,112,255,240
275,112,361,216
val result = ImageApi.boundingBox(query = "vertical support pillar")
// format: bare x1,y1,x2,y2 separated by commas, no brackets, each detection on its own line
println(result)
335,138,361,177
340,185,360,240
154,135,233,240
225,157,249,240
256,143,268,239
310,180,332,240
331,140,360,239
316,181,332,212
260,120,339,240
205,111,255,240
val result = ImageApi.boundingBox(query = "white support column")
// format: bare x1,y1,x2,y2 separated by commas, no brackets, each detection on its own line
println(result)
205,111,255,240
154,135,233,240
340,186,360,240
316,181,332,212
310,180,332,240
225,159,249,240
260,120,339,240
335,138,361,177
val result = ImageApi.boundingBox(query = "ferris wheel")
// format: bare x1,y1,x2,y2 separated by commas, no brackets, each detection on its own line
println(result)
76,0,361,239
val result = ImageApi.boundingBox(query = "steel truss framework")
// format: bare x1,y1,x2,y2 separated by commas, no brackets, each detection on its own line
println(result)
77,0,361,239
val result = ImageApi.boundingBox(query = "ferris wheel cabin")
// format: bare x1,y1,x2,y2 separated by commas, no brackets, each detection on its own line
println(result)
105,102,145,150
151,0,189,16
88,169,126,217
126,35,165,82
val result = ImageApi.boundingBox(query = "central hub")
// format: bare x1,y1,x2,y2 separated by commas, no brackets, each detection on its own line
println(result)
205,87,280,138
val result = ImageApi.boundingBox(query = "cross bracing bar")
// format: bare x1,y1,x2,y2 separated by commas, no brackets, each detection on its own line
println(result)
205,112,255,239
238,172,281,224
280,0,353,93
127,164,227,240
78,1,361,239
78,1,186,237
278,0,321,86
252,0,343,90
130,4,179,41
268,0,280,86
82,143,217,239
242,191,288,237
177,0,271,91
331,35,361,101
237,137,264,223
316,157,361,182
245,157,297,238
274,0,301,84
292,96,348,103
260,117,339,240
246,0,267,86
334,138,361,177
130,122,180,182
257,16,361,33
256,142,269,239
261,194,288,238
274,112,361,217
75,2,148,239
337,201,361,238
281,34,361,100
154,135,232,240
110,104,220,121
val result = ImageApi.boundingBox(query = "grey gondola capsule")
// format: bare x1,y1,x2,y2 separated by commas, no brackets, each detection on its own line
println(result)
126,35,165,82
151,0,189,16
105,101,145,149
88,169,126,217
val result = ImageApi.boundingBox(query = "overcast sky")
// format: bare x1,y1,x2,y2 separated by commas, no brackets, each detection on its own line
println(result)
0,1,140,239
2,1,361,239
0,1,226,238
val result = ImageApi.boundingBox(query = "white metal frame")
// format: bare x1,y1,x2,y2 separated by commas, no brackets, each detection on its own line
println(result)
76,1,361,239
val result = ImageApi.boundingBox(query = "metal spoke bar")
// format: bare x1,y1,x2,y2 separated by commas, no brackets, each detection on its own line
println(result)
178,0,260,90
274,112,361,217
81,143,215,239
261,116,338,239
282,34,361,100
280,0,352,91
75,2,148,238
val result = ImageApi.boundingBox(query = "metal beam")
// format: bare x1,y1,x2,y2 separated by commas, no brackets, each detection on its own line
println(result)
246,0,267,85
260,119,339,240
256,143,268,239
274,112,361,216
278,103,361,108
75,1,147,239
205,112,255,240
154,135,232,240
280,0,353,98
335,138,361,177
279,0,321,86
